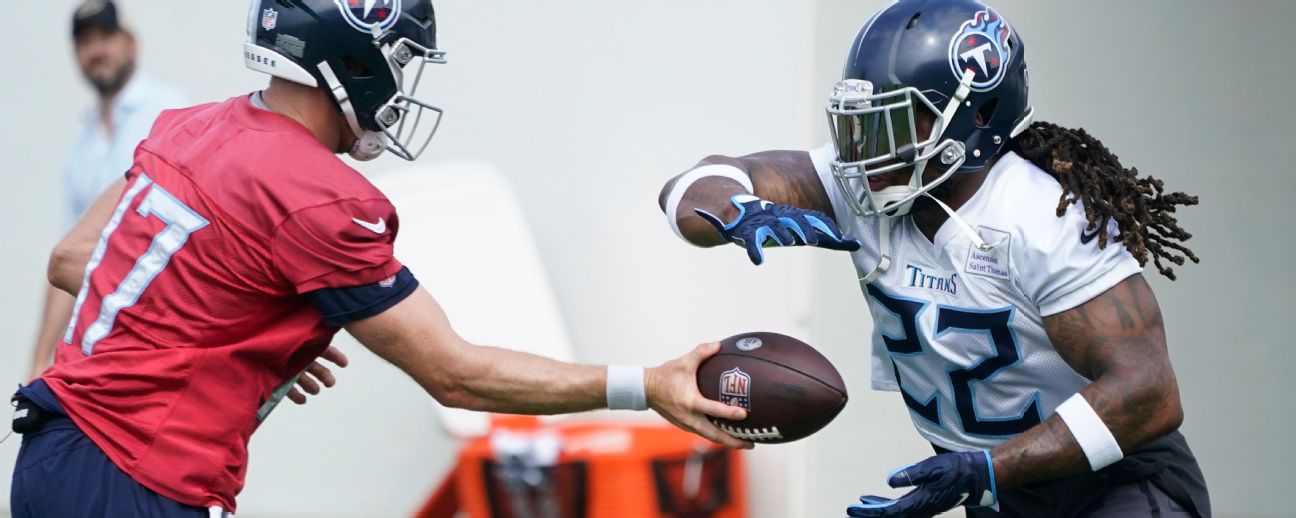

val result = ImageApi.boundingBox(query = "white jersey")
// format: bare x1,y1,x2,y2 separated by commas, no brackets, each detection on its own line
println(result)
810,145,1142,452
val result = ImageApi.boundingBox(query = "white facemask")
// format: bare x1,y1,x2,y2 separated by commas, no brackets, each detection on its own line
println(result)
348,130,389,161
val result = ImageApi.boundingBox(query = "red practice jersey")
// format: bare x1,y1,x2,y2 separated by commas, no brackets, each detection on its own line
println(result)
42,95,403,511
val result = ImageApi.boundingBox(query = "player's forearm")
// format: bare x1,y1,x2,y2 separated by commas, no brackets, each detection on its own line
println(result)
49,179,126,295
48,244,89,295
28,286,75,379
432,345,608,414
658,162,753,246
351,288,612,414
995,275,1186,488
990,370,1184,488
658,151,838,247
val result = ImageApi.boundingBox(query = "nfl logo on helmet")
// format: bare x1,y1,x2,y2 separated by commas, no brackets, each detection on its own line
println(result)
719,367,752,411
948,8,1014,91
261,8,277,31
334,0,402,33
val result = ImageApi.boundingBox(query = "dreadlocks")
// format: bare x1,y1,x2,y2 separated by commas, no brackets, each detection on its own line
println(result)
1009,121,1200,280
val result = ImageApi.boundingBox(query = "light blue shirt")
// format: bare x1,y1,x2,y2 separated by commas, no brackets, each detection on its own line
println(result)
64,73,188,230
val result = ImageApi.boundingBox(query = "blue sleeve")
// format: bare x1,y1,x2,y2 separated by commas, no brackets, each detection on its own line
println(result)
307,266,419,327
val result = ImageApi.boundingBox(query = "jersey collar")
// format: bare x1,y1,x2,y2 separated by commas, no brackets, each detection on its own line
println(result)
231,92,322,144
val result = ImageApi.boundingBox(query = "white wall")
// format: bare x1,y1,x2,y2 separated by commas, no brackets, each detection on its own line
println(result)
804,1,1296,517
2,1,1292,517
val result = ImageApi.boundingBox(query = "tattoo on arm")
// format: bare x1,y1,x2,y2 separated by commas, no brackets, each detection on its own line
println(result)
658,151,837,246
740,151,836,215
990,274,1183,488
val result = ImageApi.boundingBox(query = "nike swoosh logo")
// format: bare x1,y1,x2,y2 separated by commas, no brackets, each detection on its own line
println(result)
352,217,387,234
1080,227,1101,245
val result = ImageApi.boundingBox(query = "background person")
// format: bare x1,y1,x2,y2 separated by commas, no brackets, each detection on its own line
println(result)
25,0,187,381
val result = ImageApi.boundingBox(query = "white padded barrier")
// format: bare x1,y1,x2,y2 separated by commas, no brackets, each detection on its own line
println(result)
373,162,578,438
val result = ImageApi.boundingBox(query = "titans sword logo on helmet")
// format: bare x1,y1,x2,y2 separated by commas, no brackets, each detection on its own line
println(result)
335,0,402,33
948,8,1013,91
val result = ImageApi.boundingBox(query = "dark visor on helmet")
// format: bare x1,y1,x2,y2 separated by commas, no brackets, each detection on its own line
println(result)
824,79,968,217
827,81,936,173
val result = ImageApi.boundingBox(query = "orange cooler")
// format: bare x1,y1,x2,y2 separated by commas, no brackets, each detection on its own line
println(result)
418,419,748,518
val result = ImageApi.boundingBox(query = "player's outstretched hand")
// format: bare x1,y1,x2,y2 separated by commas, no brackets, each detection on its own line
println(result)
288,345,350,405
695,194,861,265
646,342,755,450
846,451,996,518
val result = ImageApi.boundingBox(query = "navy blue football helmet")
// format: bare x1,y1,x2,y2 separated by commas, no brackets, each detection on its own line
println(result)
827,0,1033,217
244,0,446,161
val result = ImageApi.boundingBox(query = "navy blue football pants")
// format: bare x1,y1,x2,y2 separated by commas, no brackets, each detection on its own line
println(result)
10,384,210,518
966,479,1195,517
933,438,1209,518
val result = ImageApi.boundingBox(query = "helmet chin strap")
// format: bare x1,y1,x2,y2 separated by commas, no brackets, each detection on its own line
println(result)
859,216,894,285
348,131,388,162
925,192,991,251
858,174,920,285
871,180,921,217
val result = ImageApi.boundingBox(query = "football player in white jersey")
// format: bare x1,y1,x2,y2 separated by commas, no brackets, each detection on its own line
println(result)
658,1,1209,517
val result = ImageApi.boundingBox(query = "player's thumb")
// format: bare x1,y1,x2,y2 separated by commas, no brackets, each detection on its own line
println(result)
693,208,727,232
684,341,721,368
818,233,863,252
743,240,767,266
886,458,939,488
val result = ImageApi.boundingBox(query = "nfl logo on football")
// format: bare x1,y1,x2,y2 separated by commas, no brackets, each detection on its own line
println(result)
719,367,751,411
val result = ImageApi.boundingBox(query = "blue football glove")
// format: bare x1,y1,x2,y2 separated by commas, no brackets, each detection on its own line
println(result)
694,195,861,265
846,451,997,518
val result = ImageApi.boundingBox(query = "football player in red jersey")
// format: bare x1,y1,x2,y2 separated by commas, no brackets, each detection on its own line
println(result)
9,2,750,516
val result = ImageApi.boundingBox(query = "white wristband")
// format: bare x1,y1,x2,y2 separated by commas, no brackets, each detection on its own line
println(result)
663,164,755,244
606,365,647,411
1055,393,1124,471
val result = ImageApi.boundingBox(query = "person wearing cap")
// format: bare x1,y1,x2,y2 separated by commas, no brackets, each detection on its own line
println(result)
24,0,188,380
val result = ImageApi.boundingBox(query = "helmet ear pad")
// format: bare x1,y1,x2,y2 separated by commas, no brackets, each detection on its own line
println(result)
958,50,1030,171
321,53,401,133
947,94,1005,170
917,66,1028,172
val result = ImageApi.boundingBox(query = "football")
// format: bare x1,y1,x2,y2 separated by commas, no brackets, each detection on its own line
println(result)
696,332,848,443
